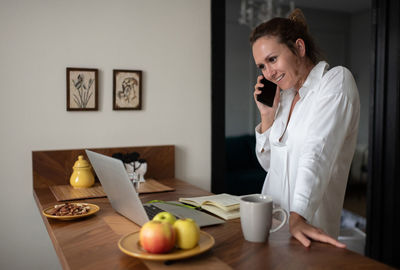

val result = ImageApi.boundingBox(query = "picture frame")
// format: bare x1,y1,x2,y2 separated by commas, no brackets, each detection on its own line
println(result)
66,67,98,111
113,69,142,110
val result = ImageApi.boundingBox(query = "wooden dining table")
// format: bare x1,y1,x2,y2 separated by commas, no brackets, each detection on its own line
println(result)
32,146,394,269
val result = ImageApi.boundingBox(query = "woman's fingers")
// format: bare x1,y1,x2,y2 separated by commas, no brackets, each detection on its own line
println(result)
316,234,346,248
293,231,311,247
254,75,264,91
304,227,346,248
254,85,263,94
289,212,346,249
253,83,264,104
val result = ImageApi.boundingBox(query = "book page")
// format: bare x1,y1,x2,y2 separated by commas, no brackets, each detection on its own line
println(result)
178,197,206,207
202,193,240,206
179,193,240,209
201,204,240,220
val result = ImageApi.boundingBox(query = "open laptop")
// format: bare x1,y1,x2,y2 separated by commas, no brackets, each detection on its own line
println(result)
85,150,224,227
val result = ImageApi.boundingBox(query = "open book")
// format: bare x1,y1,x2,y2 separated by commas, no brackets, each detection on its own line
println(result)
179,193,240,220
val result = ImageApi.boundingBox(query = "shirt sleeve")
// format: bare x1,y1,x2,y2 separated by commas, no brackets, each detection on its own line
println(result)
291,70,360,221
255,123,272,172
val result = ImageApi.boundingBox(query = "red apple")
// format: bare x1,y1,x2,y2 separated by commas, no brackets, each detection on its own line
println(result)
139,220,176,254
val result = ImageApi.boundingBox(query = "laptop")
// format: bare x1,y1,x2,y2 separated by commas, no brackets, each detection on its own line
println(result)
85,150,225,227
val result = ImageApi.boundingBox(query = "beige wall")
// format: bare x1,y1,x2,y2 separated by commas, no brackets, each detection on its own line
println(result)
0,0,211,269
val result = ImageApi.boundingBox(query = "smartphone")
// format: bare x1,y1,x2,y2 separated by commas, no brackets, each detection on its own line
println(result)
256,77,277,107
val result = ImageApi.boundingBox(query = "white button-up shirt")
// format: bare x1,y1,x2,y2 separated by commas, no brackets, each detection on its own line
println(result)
255,61,360,238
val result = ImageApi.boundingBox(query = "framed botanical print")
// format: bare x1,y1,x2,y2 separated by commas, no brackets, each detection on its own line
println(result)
66,67,98,111
113,69,142,110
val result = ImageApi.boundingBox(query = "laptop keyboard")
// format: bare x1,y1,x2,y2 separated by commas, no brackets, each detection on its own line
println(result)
144,204,179,220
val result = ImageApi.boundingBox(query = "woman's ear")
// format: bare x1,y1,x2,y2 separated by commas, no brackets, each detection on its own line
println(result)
295,38,306,57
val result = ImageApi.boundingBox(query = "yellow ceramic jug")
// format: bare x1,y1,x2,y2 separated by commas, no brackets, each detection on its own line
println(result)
70,155,95,188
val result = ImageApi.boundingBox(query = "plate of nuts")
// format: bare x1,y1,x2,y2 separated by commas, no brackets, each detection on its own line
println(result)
42,202,100,220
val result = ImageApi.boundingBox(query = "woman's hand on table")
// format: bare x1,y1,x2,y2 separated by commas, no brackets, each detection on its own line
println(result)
289,211,346,248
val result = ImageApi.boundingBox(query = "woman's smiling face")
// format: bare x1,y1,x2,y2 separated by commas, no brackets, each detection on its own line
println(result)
252,36,304,90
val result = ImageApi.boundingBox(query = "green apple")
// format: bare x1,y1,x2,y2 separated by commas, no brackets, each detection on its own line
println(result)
173,218,200,249
152,211,176,225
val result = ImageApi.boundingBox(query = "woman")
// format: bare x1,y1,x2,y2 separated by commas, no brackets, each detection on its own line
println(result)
251,9,360,248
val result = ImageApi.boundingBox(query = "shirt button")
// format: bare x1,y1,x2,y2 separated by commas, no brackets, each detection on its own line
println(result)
261,148,265,153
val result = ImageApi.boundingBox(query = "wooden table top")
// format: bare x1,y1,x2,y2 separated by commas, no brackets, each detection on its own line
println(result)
34,178,393,270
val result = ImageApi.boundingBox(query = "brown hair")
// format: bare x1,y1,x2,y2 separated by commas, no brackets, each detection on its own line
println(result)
249,8,323,64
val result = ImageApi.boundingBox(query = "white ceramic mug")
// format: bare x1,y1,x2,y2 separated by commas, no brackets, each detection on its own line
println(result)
240,194,288,243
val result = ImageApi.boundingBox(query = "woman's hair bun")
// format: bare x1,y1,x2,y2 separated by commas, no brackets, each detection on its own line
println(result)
288,8,308,30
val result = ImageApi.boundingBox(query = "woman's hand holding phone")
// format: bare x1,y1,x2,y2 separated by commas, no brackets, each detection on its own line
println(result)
254,75,280,133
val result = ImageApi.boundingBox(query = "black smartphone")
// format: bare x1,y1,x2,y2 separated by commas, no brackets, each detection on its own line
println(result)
256,77,276,107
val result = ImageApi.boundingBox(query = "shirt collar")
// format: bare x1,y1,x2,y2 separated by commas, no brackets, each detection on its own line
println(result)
299,61,329,98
